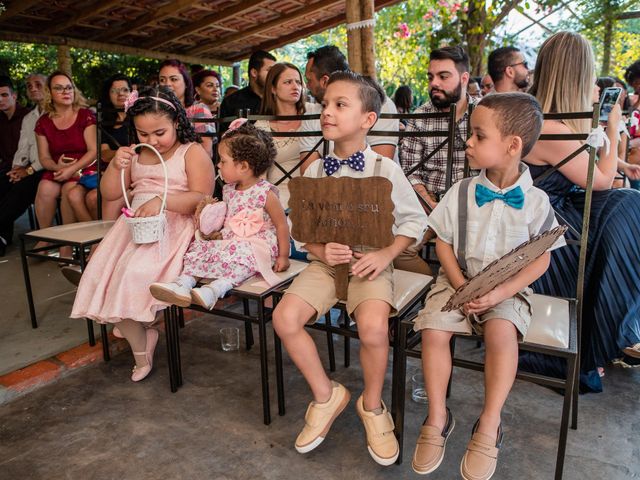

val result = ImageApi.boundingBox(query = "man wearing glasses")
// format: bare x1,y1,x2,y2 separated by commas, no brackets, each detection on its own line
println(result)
488,47,530,93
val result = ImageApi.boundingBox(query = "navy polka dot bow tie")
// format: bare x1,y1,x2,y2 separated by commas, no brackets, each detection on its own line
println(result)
322,151,366,176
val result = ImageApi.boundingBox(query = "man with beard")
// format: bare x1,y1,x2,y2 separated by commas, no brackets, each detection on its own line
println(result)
396,46,476,274
219,49,276,133
400,46,476,210
488,47,530,93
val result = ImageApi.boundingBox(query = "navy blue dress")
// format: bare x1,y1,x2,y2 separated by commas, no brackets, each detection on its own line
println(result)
519,164,640,392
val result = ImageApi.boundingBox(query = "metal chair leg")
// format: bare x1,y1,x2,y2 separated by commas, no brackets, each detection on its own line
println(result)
243,298,254,350
257,300,271,425
325,313,336,372
554,353,578,480
164,308,178,393
101,324,110,361
446,337,456,398
20,237,38,329
86,319,96,346
392,320,409,465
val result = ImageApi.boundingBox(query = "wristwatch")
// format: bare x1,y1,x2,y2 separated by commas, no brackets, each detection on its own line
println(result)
26,166,35,176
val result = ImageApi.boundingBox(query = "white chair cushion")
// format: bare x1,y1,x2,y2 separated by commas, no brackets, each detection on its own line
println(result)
392,270,433,314
234,259,308,295
523,293,570,349
27,220,115,243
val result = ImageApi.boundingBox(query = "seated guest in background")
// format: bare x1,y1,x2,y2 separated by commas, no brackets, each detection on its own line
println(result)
522,31,640,390
193,69,222,117
80,73,131,222
219,50,276,133
400,45,476,210
393,84,413,131
159,59,214,156
224,85,239,99
467,77,482,100
625,59,640,110
34,71,97,256
480,74,495,96
0,75,36,255
488,46,530,93
255,62,308,210
300,45,400,166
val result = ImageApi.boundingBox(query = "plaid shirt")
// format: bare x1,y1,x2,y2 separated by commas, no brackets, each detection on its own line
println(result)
399,96,477,196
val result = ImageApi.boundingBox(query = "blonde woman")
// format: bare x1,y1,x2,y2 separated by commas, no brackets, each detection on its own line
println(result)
522,32,640,390
34,71,97,255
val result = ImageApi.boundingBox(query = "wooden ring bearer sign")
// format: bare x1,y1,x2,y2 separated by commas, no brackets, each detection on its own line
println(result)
288,176,395,300
442,225,568,312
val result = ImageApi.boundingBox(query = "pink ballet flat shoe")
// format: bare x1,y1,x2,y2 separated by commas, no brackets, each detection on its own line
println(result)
131,328,159,382
112,326,124,338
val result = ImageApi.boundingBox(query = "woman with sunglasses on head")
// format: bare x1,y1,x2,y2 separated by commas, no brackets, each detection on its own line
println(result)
33,71,97,257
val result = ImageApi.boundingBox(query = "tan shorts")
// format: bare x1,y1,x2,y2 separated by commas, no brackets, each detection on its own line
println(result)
284,254,396,324
413,271,532,339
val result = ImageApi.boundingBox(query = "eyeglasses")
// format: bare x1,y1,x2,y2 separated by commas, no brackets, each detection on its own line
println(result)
507,61,528,70
51,85,74,93
110,87,131,94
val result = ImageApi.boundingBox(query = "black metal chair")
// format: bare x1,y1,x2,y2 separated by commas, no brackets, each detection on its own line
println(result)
391,106,601,479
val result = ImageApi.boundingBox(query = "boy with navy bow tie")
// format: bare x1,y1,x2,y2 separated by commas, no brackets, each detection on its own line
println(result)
411,93,565,480
273,71,427,465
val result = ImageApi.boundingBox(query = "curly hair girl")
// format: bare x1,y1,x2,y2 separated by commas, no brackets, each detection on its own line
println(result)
221,122,276,176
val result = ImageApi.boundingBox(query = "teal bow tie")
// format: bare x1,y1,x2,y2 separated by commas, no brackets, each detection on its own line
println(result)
475,183,525,209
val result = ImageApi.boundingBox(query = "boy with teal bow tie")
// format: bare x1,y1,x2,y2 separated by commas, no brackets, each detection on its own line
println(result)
410,92,565,480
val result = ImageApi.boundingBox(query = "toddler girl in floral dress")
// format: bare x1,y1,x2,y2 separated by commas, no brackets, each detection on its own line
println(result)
150,122,290,309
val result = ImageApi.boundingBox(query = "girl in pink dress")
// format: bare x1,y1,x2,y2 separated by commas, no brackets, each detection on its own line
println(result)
71,86,214,382
150,122,290,310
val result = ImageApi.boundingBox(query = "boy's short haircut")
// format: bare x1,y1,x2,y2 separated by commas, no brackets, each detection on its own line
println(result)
478,92,543,158
430,46,470,75
326,71,382,117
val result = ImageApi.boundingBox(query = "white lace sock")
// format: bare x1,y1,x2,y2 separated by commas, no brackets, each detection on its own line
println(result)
176,274,197,289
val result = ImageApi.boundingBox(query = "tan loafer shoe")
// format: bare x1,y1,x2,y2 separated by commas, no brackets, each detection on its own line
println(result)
355,395,399,466
412,408,455,474
295,381,351,454
460,420,504,480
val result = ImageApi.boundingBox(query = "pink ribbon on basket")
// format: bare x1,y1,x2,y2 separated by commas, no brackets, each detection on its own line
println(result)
226,209,281,287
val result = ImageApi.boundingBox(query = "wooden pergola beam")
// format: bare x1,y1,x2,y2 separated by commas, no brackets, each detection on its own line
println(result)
225,0,400,63
0,0,41,22
94,0,200,42
44,0,123,35
143,0,268,50
187,0,343,56
617,10,640,20
0,30,233,67
226,13,347,62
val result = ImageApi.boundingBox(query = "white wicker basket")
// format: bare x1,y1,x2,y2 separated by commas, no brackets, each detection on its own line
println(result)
121,143,169,244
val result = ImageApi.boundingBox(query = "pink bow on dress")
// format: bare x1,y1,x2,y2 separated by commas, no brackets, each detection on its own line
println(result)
227,209,264,238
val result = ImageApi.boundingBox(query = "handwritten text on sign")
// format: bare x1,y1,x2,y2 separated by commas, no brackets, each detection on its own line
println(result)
288,176,395,248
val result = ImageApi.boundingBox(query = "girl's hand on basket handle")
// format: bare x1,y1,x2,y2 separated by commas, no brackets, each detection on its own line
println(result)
134,196,162,218
113,146,136,171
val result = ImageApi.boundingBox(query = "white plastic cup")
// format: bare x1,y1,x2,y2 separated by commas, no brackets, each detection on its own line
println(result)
220,327,240,352
411,373,428,404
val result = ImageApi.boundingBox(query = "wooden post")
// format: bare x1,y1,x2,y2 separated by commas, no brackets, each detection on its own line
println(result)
360,0,376,80
346,0,363,74
232,63,241,86
56,45,72,77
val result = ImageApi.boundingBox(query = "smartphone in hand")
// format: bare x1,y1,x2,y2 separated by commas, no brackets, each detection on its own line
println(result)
599,87,622,123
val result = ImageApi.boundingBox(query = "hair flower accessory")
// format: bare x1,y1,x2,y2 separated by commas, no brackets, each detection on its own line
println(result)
123,90,139,113
222,118,249,138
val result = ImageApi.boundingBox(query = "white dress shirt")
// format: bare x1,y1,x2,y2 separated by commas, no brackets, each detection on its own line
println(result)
12,106,43,171
429,164,566,278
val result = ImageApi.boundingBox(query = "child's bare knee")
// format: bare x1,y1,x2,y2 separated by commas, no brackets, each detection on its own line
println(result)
422,328,452,347
357,317,389,347
273,305,304,337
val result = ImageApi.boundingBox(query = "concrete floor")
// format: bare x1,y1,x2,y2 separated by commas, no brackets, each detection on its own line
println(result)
1,314,638,480
0,213,105,376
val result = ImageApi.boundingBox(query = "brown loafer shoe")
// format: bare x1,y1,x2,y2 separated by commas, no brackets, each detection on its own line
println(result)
412,408,455,474
460,420,504,480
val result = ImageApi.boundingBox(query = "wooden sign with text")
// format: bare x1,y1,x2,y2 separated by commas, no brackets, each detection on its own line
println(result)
288,176,395,299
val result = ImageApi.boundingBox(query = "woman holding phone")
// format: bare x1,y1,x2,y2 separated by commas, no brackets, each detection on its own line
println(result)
521,32,640,391
33,71,97,255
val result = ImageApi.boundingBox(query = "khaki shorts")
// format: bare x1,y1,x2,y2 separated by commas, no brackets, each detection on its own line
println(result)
284,254,396,323
413,271,532,339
